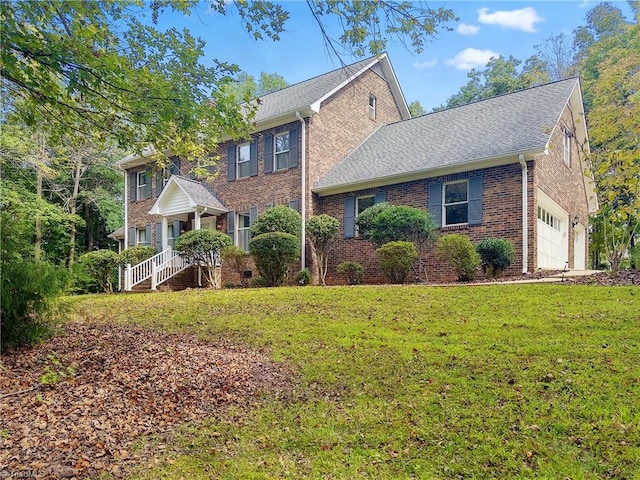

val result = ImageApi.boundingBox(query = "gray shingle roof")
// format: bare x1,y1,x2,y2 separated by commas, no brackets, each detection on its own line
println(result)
253,57,378,123
314,77,579,192
172,176,227,211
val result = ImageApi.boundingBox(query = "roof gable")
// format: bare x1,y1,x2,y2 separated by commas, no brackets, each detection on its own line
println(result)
149,175,227,216
314,78,581,194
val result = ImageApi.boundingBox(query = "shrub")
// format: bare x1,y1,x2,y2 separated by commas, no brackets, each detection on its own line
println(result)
436,234,480,282
337,261,365,285
295,268,311,286
175,229,232,288
1,259,68,352
369,205,438,247
118,245,156,266
249,232,300,287
250,205,302,238
221,245,250,286
355,202,391,240
306,214,340,285
79,249,119,293
376,241,418,284
476,238,515,278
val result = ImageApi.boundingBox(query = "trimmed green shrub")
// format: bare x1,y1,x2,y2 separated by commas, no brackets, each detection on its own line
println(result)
249,232,300,287
337,261,365,285
250,205,302,238
221,245,250,287
1,259,68,352
295,268,311,286
376,241,418,284
79,249,119,293
355,202,392,240
476,238,515,278
176,229,232,288
369,205,438,247
436,234,481,282
118,245,156,266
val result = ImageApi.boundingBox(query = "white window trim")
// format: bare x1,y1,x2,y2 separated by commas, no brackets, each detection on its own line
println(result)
137,171,147,201
368,94,376,120
237,212,250,253
562,129,571,167
136,227,148,246
236,142,250,179
274,131,290,171
442,180,469,227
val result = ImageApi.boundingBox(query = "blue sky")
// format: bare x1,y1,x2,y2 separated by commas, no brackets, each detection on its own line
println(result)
159,1,633,111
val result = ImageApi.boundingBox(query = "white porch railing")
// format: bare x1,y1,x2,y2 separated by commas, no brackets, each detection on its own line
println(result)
124,249,190,291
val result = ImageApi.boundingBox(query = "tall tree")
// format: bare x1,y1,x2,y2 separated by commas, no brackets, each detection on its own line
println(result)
534,33,577,81
408,100,425,117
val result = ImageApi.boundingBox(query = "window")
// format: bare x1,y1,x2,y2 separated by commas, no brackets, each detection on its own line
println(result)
274,132,290,170
236,142,250,179
368,94,376,120
357,195,375,216
562,129,571,167
167,223,176,249
137,171,148,200
443,181,468,226
238,212,251,252
137,227,148,246
538,206,561,231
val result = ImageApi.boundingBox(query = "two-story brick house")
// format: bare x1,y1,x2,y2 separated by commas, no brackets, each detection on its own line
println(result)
112,53,597,288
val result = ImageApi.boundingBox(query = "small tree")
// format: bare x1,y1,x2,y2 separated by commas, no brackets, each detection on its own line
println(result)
175,229,232,289
436,234,480,282
118,245,156,267
355,202,392,240
250,205,302,238
376,241,418,284
79,249,119,293
306,214,340,286
249,232,300,287
221,245,250,287
476,238,515,278
337,261,365,285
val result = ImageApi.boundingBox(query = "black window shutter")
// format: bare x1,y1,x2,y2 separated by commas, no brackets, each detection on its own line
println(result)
156,168,163,196
173,220,181,241
288,198,299,212
289,128,299,168
144,169,152,199
128,227,136,247
264,135,273,174
468,176,483,225
170,158,181,176
227,145,236,181
145,224,152,246
227,211,235,243
344,197,355,238
129,172,137,202
374,191,386,204
155,223,163,251
250,139,258,177
249,206,258,225
428,182,442,228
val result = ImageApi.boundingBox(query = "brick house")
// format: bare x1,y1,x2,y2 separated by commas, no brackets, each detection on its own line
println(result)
112,54,597,288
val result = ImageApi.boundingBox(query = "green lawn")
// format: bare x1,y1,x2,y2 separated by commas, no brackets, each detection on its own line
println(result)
71,284,640,479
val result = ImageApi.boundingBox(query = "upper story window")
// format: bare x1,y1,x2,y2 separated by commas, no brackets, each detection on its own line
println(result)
368,94,377,120
275,132,290,170
237,212,251,252
443,180,468,226
562,128,571,167
137,171,149,201
237,142,251,179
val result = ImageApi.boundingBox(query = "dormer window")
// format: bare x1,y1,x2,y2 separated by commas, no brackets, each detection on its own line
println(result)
369,94,376,120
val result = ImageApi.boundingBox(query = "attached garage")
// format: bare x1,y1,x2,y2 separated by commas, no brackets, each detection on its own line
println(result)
537,190,569,269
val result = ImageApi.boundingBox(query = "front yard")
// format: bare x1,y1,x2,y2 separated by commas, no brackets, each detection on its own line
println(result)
1,284,639,478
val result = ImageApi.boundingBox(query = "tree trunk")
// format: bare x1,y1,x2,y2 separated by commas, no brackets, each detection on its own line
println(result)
67,161,82,269
35,167,43,262
85,203,94,251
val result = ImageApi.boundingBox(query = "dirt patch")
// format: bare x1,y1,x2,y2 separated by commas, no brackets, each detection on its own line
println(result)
0,322,293,479
566,270,640,286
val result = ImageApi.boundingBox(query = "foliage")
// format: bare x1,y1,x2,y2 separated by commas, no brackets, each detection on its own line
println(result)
408,100,425,117
367,205,438,247
295,268,311,286
175,229,232,288
73,285,640,479
436,234,480,281
306,214,340,286
354,202,392,241
79,249,119,293
476,238,515,278
336,261,365,285
249,205,302,238
225,71,289,100
221,245,250,287
249,232,300,287
118,246,156,267
375,241,418,284
0,259,67,352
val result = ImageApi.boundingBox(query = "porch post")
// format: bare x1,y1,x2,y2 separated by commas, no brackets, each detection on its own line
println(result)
194,209,201,230
151,262,157,290
161,216,169,251
125,263,132,291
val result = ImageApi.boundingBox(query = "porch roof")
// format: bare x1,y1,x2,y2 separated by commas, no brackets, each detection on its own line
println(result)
149,175,227,216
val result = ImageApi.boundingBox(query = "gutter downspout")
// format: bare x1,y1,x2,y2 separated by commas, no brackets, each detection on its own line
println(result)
518,154,528,274
121,170,128,291
296,111,306,271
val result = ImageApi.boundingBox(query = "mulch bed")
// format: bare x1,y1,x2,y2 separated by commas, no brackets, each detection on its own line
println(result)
566,270,639,286
0,322,293,479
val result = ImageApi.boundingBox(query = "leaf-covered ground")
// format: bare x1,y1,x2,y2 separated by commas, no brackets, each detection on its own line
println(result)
0,322,293,479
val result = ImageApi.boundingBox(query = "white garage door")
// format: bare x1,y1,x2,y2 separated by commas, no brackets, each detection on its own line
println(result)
537,205,568,269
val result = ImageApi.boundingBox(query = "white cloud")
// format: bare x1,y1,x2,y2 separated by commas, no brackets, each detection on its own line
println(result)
413,59,438,70
446,48,499,70
457,23,480,35
477,7,544,33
